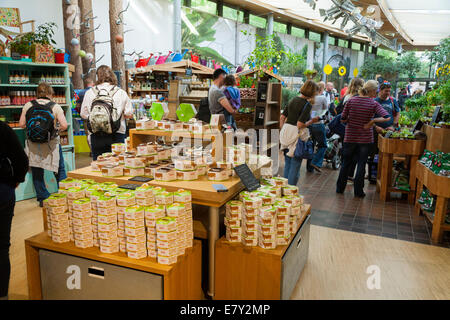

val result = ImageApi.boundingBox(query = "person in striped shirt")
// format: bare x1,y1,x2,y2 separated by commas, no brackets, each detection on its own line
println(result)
336,80,390,198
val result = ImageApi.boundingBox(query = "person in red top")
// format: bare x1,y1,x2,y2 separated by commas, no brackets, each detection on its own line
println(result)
336,80,390,197
340,83,348,99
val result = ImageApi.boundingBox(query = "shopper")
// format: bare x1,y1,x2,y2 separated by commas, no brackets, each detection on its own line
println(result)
336,80,390,198
76,77,94,152
374,81,400,132
0,120,28,300
325,82,337,115
222,75,241,130
19,83,68,207
280,80,320,186
397,88,408,110
81,65,133,160
208,69,236,121
307,81,328,173
340,83,348,99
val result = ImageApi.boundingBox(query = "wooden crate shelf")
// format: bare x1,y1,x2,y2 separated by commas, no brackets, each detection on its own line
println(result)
376,135,425,204
414,161,450,243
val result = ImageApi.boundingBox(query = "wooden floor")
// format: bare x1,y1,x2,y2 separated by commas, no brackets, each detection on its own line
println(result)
8,199,450,300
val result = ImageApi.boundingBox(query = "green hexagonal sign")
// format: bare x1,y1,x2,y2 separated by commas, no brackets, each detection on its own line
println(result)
176,103,197,122
149,102,169,120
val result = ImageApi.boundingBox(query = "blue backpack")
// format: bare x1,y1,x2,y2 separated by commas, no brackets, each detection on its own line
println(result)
26,100,57,143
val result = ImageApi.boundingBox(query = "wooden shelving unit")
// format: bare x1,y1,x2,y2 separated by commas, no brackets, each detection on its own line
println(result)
414,161,450,243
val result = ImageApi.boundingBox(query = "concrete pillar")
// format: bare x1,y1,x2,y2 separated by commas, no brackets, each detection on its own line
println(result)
321,31,329,82
173,0,182,53
267,13,273,36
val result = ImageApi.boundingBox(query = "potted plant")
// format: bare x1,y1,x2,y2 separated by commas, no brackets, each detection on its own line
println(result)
304,69,317,80
9,22,57,62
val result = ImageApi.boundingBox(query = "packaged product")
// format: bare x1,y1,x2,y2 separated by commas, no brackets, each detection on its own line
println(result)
258,238,277,249
139,154,158,166
134,184,154,198
123,167,144,177
207,168,229,181
47,204,68,215
97,206,117,216
157,255,177,265
97,214,117,224
126,234,146,244
116,192,136,207
242,220,257,231
260,193,276,206
50,213,69,223
242,228,257,238
173,189,191,203
124,156,146,168
72,224,93,234
257,223,276,235
111,143,126,154
50,220,69,229
155,191,174,205
99,244,119,254
97,230,117,239
71,216,91,227
101,165,124,177
174,159,197,171
124,206,145,220
243,197,263,210
156,217,177,233
226,226,241,237
98,222,118,232
282,185,298,196
259,206,277,219
74,231,94,241
277,228,290,238
72,198,91,212
97,194,116,208
51,234,70,243
242,236,258,246
135,119,156,130
47,193,67,207
225,232,241,242
276,214,289,223
125,226,145,237
224,218,241,228
144,205,166,220
127,250,147,259
225,209,241,220
154,167,176,181
276,204,291,217
290,206,301,216
135,197,154,206
276,236,290,246
124,218,145,228
75,239,94,248
59,178,78,190
126,241,146,252
156,231,177,241
272,177,288,187
66,187,85,200
166,203,185,217
176,169,198,181
226,200,243,213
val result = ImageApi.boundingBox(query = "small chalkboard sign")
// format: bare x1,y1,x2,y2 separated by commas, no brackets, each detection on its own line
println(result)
128,176,153,182
185,68,193,76
412,119,423,132
431,106,441,124
254,106,265,126
233,164,261,192
119,183,141,190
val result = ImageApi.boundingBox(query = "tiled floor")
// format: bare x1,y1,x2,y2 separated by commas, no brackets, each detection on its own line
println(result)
279,161,450,248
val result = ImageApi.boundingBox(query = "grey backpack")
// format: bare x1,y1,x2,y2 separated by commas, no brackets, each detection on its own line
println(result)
87,86,121,134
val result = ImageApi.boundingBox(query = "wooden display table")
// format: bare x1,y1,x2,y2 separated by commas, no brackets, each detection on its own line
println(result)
67,160,269,298
376,135,425,203
25,232,202,300
129,129,225,162
215,205,311,300
414,162,450,243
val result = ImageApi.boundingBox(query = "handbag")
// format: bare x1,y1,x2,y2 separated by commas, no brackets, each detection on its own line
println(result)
294,139,314,159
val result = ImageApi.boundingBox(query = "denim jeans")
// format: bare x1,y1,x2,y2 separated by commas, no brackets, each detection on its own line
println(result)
336,142,370,196
309,123,327,168
91,133,127,161
0,183,15,298
31,144,67,202
223,109,237,130
283,150,302,186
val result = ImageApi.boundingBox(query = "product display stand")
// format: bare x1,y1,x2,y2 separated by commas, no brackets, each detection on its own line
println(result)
0,60,75,201
129,128,225,162
414,162,450,243
67,158,270,298
422,124,450,153
376,135,425,203
25,232,202,299
214,205,311,300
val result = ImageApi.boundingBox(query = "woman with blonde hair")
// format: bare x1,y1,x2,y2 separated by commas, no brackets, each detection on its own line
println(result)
19,82,68,207
280,80,320,186
81,65,133,160
336,80,390,197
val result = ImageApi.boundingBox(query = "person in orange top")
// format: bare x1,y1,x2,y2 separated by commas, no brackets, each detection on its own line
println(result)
340,83,348,99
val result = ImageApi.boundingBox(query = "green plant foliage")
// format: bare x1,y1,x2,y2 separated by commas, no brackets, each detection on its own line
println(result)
278,47,306,78
282,88,299,108
238,76,256,88
181,10,232,65
361,51,422,81
426,37,450,83
10,22,57,55
245,32,283,77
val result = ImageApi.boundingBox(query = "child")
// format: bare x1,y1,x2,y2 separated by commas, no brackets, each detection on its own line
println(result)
222,75,240,130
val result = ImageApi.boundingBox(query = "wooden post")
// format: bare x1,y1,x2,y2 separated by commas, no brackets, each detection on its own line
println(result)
109,0,125,88
62,0,83,89
79,0,96,80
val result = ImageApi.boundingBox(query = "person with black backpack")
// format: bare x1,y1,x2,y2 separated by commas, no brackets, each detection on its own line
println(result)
19,83,68,207
81,65,133,160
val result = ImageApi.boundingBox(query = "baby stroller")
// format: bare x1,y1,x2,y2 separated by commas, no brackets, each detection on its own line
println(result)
323,113,345,170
